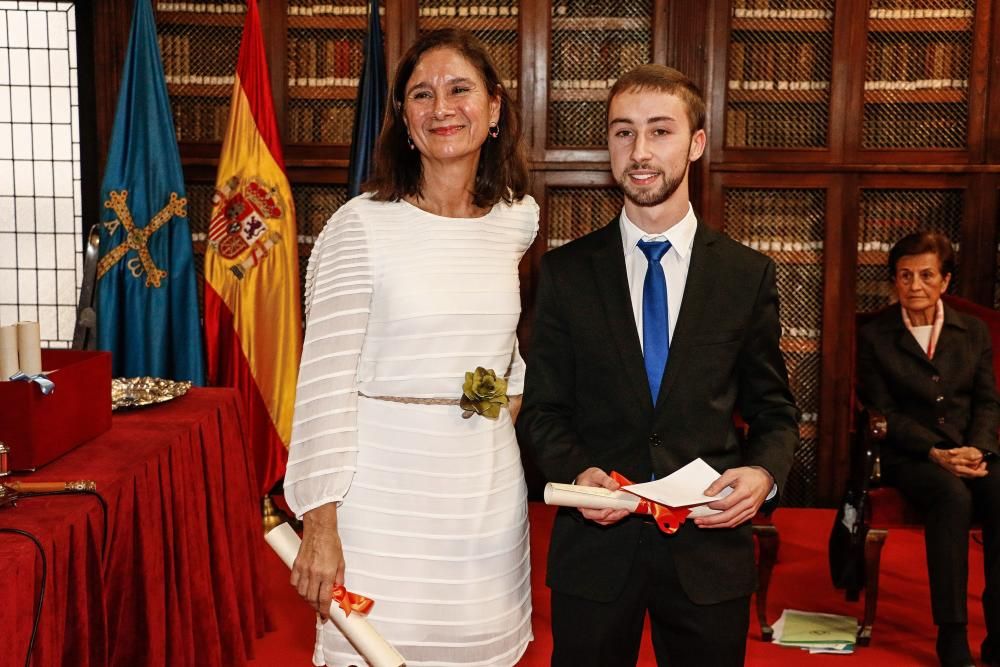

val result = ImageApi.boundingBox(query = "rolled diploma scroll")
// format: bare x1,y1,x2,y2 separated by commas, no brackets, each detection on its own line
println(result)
16,321,42,376
264,523,406,667
543,482,641,512
0,324,18,380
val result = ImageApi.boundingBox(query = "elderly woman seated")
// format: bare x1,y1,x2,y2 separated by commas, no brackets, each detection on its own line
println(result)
858,231,1000,667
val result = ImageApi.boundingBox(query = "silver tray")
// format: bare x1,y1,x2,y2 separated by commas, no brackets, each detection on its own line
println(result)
111,377,192,410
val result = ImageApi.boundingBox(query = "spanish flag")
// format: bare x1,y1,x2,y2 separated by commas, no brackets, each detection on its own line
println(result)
204,0,301,495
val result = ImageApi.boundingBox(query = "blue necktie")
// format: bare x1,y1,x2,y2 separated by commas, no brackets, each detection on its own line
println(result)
637,240,671,401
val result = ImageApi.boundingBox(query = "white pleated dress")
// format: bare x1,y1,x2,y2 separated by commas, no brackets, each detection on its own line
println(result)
285,193,537,667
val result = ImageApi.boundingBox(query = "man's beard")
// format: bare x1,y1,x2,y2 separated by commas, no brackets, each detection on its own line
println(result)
617,138,693,207
618,166,685,207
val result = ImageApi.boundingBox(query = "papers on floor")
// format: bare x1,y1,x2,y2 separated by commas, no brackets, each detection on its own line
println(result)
772,609,859,654
619,458,733,517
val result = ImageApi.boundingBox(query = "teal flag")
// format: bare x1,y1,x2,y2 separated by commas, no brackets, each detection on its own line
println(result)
96,0,204,384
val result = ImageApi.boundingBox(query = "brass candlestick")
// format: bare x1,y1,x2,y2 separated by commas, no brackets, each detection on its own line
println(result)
0,483,17,509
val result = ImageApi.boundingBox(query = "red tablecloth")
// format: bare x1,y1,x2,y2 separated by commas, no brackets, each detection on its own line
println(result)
0,388,269,667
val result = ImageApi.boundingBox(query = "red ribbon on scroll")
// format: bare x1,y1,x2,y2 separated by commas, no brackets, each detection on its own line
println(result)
331,585,375,617
609,471,692,534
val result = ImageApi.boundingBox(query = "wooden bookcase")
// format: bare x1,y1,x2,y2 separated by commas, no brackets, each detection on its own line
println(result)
80,0,1000,506
705,0,1000,506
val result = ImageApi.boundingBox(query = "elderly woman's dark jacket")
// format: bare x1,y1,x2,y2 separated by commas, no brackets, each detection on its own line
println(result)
857,303,1000,468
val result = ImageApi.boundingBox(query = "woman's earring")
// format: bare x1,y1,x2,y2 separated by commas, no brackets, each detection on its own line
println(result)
407,134,415,150
489,123,499,139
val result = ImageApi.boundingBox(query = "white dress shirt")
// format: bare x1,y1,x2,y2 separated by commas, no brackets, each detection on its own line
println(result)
619,204,778,498
620,203,698,351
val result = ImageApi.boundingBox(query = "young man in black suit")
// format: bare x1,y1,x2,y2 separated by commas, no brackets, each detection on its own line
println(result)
518,65,799,666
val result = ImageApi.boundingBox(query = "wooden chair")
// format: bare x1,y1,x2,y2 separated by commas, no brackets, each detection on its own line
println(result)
752,513,780,640
847,294,1000,645
733,411,780,641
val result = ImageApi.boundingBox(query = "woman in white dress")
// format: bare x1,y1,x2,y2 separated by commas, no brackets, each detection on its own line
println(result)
285,29,537,667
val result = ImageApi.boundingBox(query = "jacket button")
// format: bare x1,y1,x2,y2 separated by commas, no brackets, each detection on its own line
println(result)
937,417,946,425
931,375,941,383
649,433,661,447
935,395,945,403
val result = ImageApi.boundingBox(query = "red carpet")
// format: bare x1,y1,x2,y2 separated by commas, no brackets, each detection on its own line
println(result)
250,505,987,666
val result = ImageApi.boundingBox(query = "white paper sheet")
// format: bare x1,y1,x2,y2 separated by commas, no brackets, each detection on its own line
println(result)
621,458,733,509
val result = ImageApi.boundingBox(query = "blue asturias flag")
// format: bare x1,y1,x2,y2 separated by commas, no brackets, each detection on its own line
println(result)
347,0,387,197
96,0,204,384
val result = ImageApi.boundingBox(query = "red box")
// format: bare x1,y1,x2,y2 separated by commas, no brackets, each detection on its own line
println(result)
0,349,112,471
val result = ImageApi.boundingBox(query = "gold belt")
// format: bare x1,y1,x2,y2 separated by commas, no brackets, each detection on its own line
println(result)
358,392,461,406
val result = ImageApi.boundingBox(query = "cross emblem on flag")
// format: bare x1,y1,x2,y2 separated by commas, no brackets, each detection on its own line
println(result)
97,189,187,288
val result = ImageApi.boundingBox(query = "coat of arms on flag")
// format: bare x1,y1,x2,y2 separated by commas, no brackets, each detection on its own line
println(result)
209,177,288,279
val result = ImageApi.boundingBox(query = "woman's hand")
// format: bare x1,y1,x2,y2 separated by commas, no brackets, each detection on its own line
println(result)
929,446,988,478
291,503,345,619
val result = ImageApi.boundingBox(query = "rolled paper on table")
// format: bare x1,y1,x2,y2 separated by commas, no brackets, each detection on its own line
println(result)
16,322,42,376
543,482,641,512
0,324,18,380
264,522,406,667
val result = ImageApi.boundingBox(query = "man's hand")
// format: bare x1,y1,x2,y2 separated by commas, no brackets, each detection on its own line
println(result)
290,503,345,619
929,446,988,478
574,467,631,526
695,466,773,529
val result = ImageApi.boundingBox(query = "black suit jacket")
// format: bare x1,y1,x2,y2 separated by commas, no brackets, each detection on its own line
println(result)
518,218,799,605
857,304,1000,469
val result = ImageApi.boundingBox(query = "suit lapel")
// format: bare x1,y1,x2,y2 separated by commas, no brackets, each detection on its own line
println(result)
591,220,652,409
655,222,719,409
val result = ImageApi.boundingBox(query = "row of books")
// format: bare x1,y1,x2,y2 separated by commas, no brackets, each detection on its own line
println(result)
861,197,963,225
171,101,230,142
159,35,236,79
732,0,835,8
547,192,622,247
288,105,355,144
726,109,828,148
865,40,971,84
548,103,609,147
733,8,833,18
157,2,243,12
551,79,614,90
740,239,825,252
165,74,234,86
729,41,830,86
728,80,829,91
551,40,648,81
289,77,361,88
418,5,518,17
293,190,348,235
861,114,966,148
864,79,968,90
869,8,974,18
550,2,649,18
289,4,382,16
288,37,364,80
